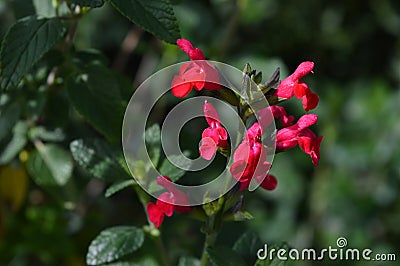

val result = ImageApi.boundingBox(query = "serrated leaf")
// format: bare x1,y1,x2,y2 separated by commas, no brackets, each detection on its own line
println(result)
86,226,144,265
0,16,66,90
105,180,136,197
145,124,161,167
233,232,263,264
178,256,200,266
66,63,125,142
0,121,28,165
207,246,246,266
70,139,131,182
254,243,290,266
71,0,104,8
159,154,191,182
26,144,73,186
110,0,180,43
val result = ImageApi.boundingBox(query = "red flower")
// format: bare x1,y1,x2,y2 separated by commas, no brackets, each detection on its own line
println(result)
177,39,205,60
297,129,323,166
199,101,228,160
276,114,322,166
171,39,220,98
275,61,319,111
258,105,294,130
230,123,277,191
146,176,190,228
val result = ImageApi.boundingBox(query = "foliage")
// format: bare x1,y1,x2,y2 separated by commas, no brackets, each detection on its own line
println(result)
0,0,399,266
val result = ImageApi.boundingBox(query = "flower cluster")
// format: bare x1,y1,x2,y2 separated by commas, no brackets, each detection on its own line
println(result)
146,39,322,228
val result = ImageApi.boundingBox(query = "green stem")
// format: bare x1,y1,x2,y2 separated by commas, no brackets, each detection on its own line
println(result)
200,196,226,266
134,187,171,266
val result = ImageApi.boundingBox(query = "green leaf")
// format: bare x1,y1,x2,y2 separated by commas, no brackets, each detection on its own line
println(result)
26,144,73,186
159,154,191,182
0,121,28,165
71,0,104,8
86,226,145,265
233,211,254,221
110,0,180,43
0,16,66,90
104,257,159,266
105,180,136,198
66,63,125,142
0,102,21,141
145,124,161,167
178,256,200,266
233,232,263,264
254,243,290,266
206,246,246,266
28,127,65,142
70,139,131,182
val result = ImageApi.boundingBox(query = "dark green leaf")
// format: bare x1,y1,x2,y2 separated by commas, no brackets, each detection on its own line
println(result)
104,257,159,266
254,243,290,266
159,154,191,182
26,143,73,186
145,124,161,167
86,226,144,265
0,16,66,90
233,232,263,264
0,102,21,141
70,139,131,182
71,0,104,8
178,256,200,266
0,121,28,165
207,246,246,266
66,63,125,142
105,179,136,198
110,0,180,43
11,0,36,19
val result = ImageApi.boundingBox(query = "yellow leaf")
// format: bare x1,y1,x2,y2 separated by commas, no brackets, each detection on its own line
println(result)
0,164,28,211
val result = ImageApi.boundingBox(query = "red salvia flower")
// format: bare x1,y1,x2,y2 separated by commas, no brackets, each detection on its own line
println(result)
276,114,322,166
275,61,319,111
146,176,190,228
230,123,277,191
171,39,221,98
199,101,228,160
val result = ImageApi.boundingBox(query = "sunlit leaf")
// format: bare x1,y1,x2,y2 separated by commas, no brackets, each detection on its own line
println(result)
110,0,180,43
0,16,66,90
70,139,131,181
0,121,28,165
105,180,136,198
27,144,73,186
86,226,144,265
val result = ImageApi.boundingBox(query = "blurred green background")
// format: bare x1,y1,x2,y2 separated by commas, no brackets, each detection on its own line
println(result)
0,0,399,265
